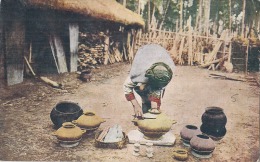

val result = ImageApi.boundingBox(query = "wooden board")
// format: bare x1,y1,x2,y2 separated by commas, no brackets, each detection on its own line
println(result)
69,23,79,72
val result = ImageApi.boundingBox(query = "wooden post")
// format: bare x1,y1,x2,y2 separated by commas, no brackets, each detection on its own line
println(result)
188,16,193,65
3,1,25,85
104,29,110,65
69,22,79,72
127,30,134,63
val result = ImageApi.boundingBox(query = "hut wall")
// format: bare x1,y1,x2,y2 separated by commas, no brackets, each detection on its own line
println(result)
0,0,4,80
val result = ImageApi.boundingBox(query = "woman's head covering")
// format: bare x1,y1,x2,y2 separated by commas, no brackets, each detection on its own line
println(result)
130,44,175,88
145,62,173,89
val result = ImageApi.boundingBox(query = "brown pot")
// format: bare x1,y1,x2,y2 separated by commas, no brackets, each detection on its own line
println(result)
72,110,106,131
190,134,215,158
52,122,86,141
133,113,177,140
180,125,201,146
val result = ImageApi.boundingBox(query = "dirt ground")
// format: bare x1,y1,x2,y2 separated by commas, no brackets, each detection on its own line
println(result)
0,62,259,161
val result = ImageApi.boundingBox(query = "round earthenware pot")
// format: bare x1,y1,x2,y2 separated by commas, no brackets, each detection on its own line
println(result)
172,148,188,161
200,124,227,141
133,113,177,140
52,122,86,141
201,107,227,128
180,125,201,146
190,134,215,158
50,101,83,128
72,111,106,131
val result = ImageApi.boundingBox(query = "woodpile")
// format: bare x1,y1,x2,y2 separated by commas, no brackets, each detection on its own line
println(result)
77,30,125,71
78,32,105,70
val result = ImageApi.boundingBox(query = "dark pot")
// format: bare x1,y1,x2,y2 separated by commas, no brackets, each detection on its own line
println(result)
201,107,227,128
200,124,226,141
50,101,83,128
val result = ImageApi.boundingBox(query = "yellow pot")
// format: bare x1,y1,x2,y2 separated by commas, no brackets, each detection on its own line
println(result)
172,148,188,161
133,113,177,140
52,122,86,141
72,110,106,130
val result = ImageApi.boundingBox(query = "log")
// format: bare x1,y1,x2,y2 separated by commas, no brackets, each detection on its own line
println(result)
200,55,228,68
24,56,62,88
39,77,62,88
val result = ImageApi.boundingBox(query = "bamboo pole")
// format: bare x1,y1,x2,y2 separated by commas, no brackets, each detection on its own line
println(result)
241,0,246,38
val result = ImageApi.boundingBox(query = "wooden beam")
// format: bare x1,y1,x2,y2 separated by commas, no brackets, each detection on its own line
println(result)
4,1,25,85
69,23,79,72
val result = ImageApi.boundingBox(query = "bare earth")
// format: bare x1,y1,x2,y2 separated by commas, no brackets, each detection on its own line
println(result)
0,63,259,161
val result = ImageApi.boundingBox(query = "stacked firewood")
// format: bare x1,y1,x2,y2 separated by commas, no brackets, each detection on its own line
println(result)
77,32,105,70
77,31,124,71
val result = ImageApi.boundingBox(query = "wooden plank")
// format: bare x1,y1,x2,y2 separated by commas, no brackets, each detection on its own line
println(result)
205,30,228,63
69,23,79,72
49,36,60,73
53,34,68,73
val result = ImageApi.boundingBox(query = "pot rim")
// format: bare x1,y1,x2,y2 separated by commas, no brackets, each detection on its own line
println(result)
54,101,82,115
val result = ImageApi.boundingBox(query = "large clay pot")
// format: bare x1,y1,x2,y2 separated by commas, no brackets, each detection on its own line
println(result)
133,113,177,140
180,125,201,146
200,107,227,140
50,101,83,128
52,122,86,141
190,134,215,158
200,124,226,141
201,107,227,127
72,110,106,131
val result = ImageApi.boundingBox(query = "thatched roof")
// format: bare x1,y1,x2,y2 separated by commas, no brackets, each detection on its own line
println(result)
22,0,145,27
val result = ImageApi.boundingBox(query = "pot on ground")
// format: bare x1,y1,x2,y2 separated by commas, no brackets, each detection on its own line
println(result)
50,101,83,128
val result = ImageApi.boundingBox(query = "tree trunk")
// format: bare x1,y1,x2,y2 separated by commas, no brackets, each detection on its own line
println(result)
229,0,232,33
147,0,151,31
241,0,246,38
179,0,183,32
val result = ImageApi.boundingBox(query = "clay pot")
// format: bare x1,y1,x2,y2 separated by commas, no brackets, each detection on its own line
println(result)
201,107,227,127
200,124,226,141
133,113,177,140
190,134,215,158
52,122,86,141
80,70,92,82
201,107,227,140
172,148,188,161
180,125,201,146
50,101,83,128
72,111,106,131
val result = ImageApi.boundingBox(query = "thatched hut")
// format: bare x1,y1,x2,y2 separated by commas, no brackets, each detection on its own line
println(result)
0,0,144,85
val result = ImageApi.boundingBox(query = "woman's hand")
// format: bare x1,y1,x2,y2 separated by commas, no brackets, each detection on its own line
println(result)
130,99,143,118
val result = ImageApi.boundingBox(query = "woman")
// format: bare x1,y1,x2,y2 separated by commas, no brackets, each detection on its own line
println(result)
123,44,175,118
